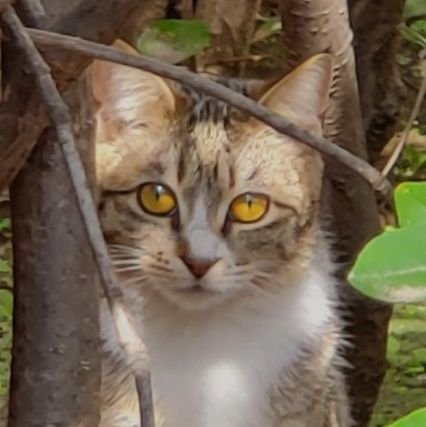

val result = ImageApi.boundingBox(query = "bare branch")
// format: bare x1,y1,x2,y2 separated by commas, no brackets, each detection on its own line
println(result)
1,4,121,301
27,27,390,195
1,4,155,426
0,0,154,192
381,53,426,176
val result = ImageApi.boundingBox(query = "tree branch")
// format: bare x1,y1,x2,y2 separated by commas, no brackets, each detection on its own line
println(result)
381,53,426,176
1,4,154,426
26,27,391,196
0,0,154,192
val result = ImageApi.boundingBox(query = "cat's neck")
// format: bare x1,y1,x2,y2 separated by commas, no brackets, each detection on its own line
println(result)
138,261,335,427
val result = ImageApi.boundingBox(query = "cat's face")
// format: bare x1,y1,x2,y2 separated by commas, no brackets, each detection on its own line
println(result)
92,43,333,312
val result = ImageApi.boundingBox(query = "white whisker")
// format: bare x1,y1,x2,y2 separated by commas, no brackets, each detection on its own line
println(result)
119,276,148,286
111,260,141,267
114,265,143,273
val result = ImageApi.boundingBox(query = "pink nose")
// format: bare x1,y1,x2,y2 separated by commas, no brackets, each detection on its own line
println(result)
180,256,219,278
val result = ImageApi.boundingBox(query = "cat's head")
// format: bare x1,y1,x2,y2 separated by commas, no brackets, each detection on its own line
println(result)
92,42,333,312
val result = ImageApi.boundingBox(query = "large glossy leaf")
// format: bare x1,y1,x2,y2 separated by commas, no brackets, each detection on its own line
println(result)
348,225,426,303
137,19,210,64
387,408,426,426
395,182,426,227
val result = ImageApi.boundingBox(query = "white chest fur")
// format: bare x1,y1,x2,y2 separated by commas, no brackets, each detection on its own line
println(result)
138,268,334,427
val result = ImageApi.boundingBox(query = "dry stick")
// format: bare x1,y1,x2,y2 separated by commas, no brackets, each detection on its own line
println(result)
1,5,155,427
27,28,391,196
381,53,426,177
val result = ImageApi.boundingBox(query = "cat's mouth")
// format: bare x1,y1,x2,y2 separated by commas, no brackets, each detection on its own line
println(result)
178,283,217,294
153,279,232,312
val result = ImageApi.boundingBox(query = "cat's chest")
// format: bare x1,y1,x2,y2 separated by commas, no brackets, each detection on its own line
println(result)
149,331,278,427
143,306,312,427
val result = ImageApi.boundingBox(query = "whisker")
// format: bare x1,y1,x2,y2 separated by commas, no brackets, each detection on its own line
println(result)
109,245,143,255
111,260,141,267
149,265,173,273
114,265,143,273
119,276,148,286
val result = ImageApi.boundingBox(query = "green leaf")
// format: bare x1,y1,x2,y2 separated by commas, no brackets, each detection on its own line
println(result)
0,218,10,232
404,0,426,20
395,182,426,228
0,290,12,319
0,259,10,274
400,24,426,48
348,226,426,303
137,20,210,64
387,408,426,426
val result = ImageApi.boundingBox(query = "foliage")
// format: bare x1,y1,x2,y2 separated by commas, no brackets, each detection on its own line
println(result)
349,182,426,303
388,408,426,427
349,182,426,426
404,0,426,21
0,290,12,399
0,215,11,409
137,19,210,64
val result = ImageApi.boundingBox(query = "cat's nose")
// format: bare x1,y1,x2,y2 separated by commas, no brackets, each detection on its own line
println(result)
180,256,219,279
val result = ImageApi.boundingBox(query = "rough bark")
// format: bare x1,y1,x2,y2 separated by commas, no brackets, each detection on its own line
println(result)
348,0,406,163
195,0,262,74
279,1,392,426
2,1,161,426
8,75,100,427
0,0,153,191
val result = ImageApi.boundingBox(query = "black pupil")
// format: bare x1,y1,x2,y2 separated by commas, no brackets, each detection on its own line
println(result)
154,185,164,200
245,194,253,208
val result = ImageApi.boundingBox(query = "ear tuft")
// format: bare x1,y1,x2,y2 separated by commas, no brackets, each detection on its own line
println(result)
259,54,334,129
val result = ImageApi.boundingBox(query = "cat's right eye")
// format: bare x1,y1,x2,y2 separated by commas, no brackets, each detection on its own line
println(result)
137,182,177,216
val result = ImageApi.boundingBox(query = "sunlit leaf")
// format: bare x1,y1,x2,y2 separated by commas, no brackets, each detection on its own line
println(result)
395,182,426,227
387,408,426,426
348,226,426,303
137,19,210,64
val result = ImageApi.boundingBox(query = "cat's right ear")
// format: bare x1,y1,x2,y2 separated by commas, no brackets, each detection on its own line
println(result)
91,40,175,136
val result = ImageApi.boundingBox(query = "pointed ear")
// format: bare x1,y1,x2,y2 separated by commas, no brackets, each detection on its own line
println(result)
91,40,175,134
258,54,334,131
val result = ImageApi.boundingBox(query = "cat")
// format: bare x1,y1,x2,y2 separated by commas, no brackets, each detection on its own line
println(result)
91,41,352,427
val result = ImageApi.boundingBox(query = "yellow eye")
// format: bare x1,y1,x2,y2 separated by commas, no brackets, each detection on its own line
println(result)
138,183,177,216
229,193,269,223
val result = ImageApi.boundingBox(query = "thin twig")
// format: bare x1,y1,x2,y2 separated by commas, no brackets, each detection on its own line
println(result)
381,53,426,177
26,27,391,196
1,5,154,427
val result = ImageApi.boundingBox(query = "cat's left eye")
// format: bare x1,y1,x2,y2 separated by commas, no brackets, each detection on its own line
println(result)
229,193,269,223
137,182,177,216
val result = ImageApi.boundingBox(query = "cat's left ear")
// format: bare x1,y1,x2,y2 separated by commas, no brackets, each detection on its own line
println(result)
257,54,334,132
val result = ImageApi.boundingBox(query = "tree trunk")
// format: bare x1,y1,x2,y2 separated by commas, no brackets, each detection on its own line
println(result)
195,0,262,74
0,0,152,191
348,0,405,162
8,75,100,427
279,1,393,426
3,1,161,425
